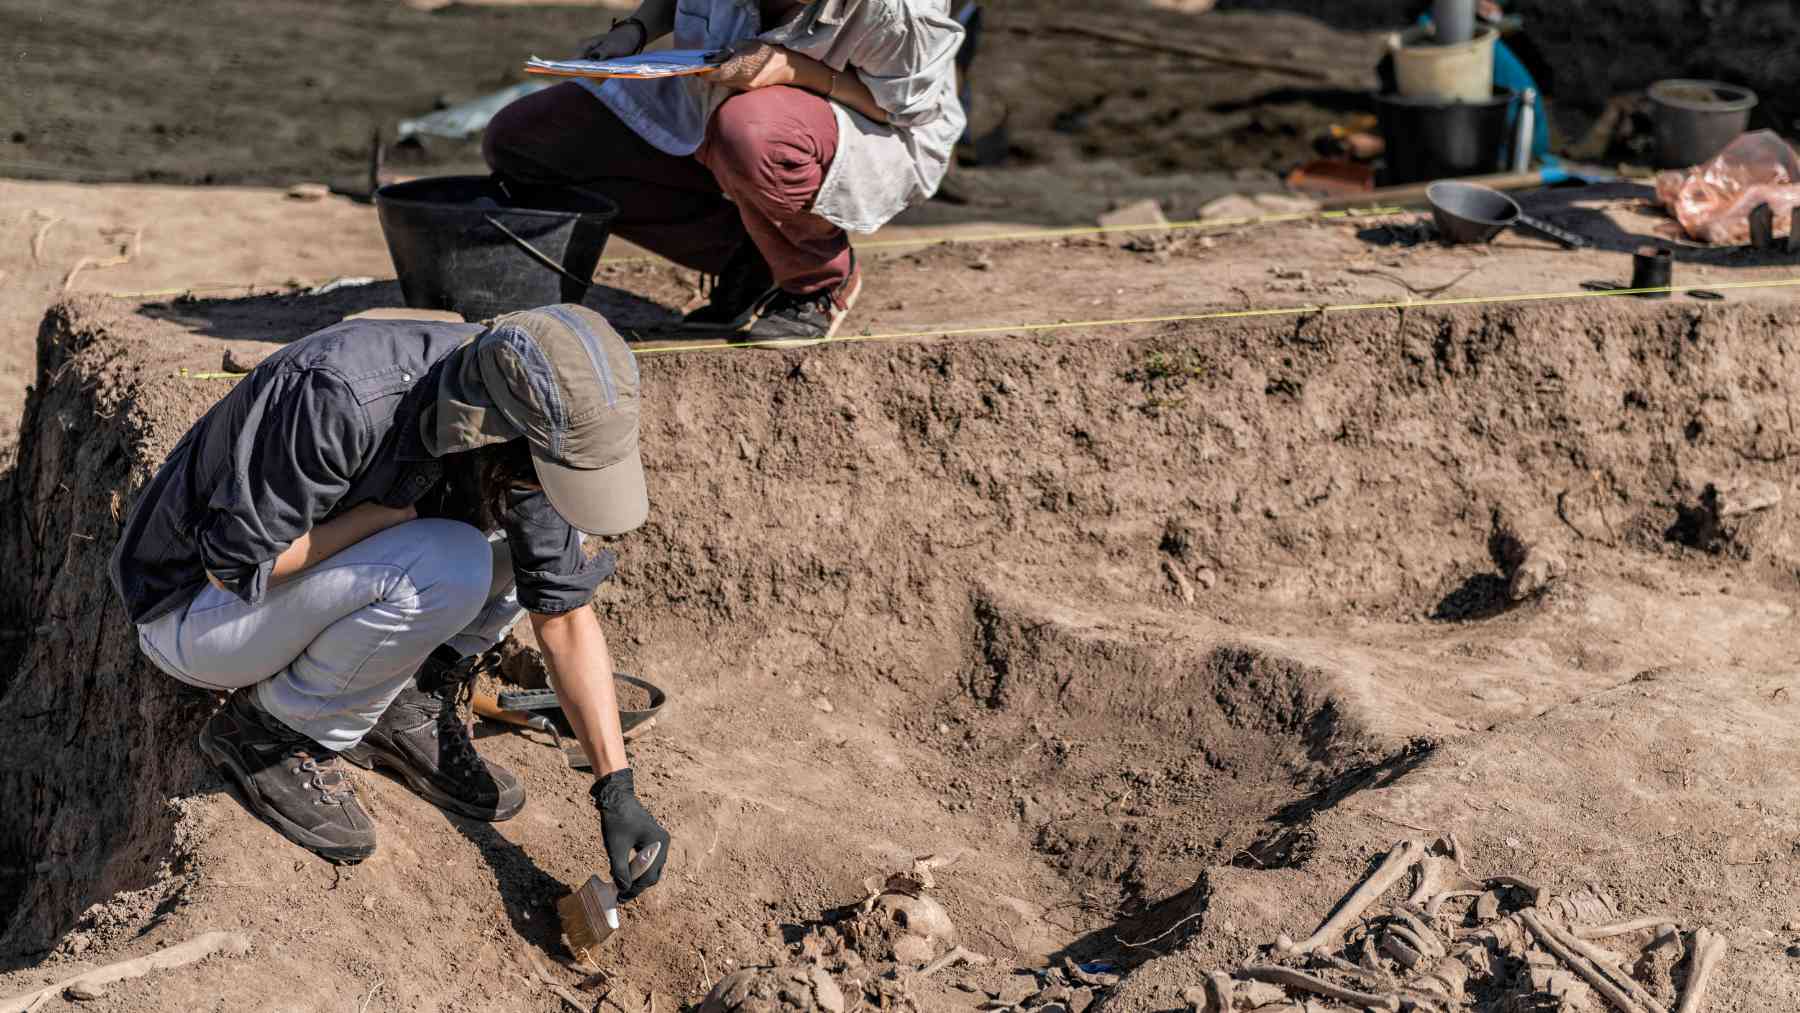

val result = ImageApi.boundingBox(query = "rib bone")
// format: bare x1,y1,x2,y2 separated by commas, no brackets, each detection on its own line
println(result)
1519,909,1654,1013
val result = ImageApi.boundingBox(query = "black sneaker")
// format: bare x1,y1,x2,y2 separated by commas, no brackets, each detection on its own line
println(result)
681,241,776,333
736,263,862,348
197,692,376,865
341,650,525,822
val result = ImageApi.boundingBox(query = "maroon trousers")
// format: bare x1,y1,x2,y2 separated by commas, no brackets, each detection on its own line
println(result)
484,82,852,296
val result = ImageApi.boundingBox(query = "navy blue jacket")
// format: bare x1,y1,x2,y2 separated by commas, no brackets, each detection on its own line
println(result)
110,319,613,625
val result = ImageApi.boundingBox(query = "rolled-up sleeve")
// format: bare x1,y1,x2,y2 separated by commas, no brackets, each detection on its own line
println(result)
847,1,963,128
196,372,368,606
502,487,616,614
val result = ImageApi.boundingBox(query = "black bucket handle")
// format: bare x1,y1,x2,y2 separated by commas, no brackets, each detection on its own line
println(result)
482,213,594,289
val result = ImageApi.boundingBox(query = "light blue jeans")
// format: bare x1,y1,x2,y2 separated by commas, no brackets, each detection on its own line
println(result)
136,519,525,751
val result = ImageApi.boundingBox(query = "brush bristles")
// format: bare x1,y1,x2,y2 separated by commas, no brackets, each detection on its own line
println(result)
558,875,610,962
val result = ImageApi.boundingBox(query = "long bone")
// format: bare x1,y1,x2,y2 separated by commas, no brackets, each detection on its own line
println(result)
1239,965,1402,1012
1675,929,1727,1013
1276,839,1426,956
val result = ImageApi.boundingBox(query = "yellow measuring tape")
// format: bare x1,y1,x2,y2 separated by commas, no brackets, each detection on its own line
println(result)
173,276,1800,379
595,205,1410,266
628,276,1800,356
117,205,1408,301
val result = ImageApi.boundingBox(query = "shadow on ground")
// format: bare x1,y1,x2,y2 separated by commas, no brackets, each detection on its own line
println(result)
135,282,678,345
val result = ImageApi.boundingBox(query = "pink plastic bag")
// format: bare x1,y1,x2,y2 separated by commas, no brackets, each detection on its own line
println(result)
1654,130,1800,245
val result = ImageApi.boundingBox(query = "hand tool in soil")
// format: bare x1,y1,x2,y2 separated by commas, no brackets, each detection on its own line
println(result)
558,842,662,964
1426,180,1588,248
471,688,561,749
499,676,666,768
498,673,665,734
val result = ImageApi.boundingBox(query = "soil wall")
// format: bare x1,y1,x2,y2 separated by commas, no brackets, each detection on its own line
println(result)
4,291,1800,958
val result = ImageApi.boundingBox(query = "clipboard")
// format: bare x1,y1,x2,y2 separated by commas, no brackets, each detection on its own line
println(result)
523,50,723,81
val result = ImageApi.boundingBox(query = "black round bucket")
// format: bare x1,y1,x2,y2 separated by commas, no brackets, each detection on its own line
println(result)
374,176,619,320
1375,87,1516,185
1647,79,1757,169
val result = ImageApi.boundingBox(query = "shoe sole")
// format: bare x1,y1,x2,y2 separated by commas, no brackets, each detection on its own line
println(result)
677,285,779,334
738,272,863,350
339,742,525,823
197,724,375,865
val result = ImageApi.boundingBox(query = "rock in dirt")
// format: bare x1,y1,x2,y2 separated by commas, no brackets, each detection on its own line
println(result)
1670,479,1784,557
285,182,331,201
1198,194,1264,221
1490,513,1567,602
221,347,267,374
1505,545,1567,602
699,965,845,1013
1199,192,1321,221
482,635,550,689
65,981,108,1000
1098,199,1168,230
1713,478,1783,519
1163,559,1197,605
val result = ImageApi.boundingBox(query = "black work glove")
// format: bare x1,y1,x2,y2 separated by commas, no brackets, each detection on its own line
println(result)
590,768,670,902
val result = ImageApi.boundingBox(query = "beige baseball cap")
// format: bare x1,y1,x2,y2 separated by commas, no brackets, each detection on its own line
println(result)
474,305,648,536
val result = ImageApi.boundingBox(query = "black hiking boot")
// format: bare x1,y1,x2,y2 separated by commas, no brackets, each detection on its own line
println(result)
736,259,862,347
341,646,526,822
681,241,777,333
197,691,376,865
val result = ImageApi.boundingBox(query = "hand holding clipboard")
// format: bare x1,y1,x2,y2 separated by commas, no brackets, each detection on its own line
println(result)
523,50,725,81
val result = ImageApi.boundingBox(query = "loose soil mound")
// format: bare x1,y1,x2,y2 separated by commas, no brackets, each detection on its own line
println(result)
1,280,1797,1009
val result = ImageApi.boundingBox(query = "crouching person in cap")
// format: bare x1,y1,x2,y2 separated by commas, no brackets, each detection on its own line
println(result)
110,305,670,901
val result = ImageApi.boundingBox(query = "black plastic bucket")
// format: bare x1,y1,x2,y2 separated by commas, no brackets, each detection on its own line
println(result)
1647,79,1757,169
1375,87,1517,185
374,176,619,320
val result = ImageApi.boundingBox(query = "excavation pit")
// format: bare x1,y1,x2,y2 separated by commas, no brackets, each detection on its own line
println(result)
3,241,1798,1011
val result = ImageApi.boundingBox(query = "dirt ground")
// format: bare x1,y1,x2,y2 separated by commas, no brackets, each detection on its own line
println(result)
4,2,1800,1012
0,0,1383,216
3,208,1800,1012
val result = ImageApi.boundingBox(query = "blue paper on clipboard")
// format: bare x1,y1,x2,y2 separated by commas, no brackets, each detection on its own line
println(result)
524,50,722,80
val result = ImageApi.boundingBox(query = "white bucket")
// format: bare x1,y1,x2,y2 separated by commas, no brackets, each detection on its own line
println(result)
1389,24,1495,102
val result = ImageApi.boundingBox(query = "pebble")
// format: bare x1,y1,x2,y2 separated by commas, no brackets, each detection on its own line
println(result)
65,982,107,1001
286,181,331,201
363,896,376,912
811,696,835,714
938,723,950,735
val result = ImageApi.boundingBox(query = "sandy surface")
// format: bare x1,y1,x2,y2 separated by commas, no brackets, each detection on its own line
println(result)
4,3,1800,1012
2,228,1800,1011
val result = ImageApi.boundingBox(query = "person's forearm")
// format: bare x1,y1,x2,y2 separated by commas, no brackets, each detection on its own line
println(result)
530,606,630,777
790,53,889,124
207,502,416,592
628,0,678,41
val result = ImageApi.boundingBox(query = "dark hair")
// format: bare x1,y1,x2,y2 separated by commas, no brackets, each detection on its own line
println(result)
455,438,538,530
